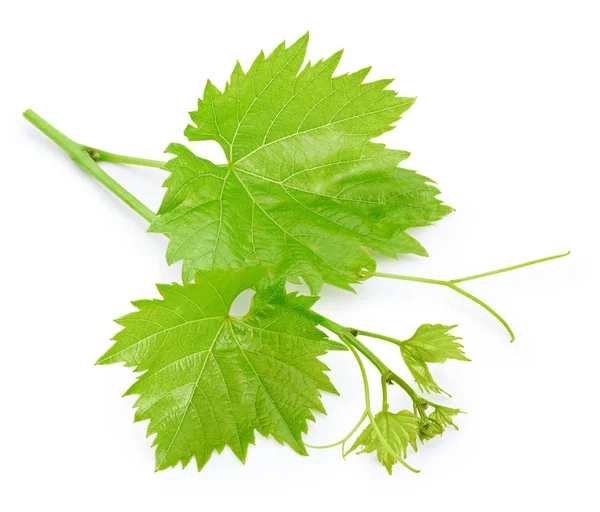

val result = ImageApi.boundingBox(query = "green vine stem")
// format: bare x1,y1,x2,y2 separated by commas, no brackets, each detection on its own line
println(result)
352,329,403,347
23,110,157,223
362,251,570,342
82,146,166,169
304,410,367,451
381,375,389,411
449,252,569,283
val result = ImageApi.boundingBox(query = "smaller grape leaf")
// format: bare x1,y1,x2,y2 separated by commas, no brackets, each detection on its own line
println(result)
399,324,469,395
97,266,343,471
347,410,420,474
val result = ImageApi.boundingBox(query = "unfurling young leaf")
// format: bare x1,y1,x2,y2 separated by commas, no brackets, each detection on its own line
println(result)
430,405,463,430
97,267,343,471
347,410,420,474
419,405,464,441
149,33,451,292
399,324,470,395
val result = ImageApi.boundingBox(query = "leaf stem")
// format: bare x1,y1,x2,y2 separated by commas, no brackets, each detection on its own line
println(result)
82,146,166,169
353,329,403,347
304,410,367,450
381,376,389,410
350,331,423,409
364,252,569,342
23,109,157,223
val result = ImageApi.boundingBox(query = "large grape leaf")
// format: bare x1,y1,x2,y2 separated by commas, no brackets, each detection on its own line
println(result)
149,33,452,292
97,267,342,471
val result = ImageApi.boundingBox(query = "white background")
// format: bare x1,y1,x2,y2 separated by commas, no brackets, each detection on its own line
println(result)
1,1,598,510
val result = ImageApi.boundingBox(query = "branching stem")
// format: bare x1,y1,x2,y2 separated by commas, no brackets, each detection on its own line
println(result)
338,336,419,472
364,251,569,342
23,110,157,223
82,146,166,169
321,319,427,419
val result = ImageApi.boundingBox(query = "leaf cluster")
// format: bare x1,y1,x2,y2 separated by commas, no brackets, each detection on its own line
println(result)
23,34,568,475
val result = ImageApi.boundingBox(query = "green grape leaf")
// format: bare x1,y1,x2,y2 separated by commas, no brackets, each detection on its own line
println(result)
347,410,420,474
399,324,470,394
149,33,452,292
97,267,343,471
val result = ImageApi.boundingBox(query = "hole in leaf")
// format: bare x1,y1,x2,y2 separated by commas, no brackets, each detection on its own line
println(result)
229,288,255,318
193,140,227,165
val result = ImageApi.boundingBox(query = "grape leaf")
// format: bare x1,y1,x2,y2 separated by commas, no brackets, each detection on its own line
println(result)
97,267,343,471
399,324,470,394
348,410,420,474
149,33,452,292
